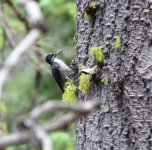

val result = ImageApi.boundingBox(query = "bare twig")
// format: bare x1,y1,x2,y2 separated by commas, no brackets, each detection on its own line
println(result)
0,100,100,148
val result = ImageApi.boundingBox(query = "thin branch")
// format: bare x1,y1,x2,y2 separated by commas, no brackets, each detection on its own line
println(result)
0,131,33,148
43,112,83,132
0,6,16,47
29,100,100,120
5,0,30,30
43,101,100,132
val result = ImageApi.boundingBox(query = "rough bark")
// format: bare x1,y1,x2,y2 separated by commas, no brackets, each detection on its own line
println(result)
76,0,152,149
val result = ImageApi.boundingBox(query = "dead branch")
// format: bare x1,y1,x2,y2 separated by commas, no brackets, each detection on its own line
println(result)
0,29,41,100
29,100,100,120
0,0,47,100
34,126,52,150
20,0,47,32
0,100,100,148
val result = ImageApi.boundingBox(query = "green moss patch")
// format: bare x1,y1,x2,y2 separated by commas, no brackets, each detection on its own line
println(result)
101,77,109,85
103,107,110,113
62,81,77,103
84,2,99,21
78,74,91,94
114,36,121,49
89,46,104,62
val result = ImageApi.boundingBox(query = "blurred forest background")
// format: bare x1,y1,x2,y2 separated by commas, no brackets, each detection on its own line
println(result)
0,0,76,149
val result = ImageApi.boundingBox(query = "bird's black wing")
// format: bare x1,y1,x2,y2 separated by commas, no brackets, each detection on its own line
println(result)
51,62,66,92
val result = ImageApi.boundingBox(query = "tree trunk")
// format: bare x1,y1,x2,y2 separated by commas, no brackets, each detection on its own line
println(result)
76,0,152,149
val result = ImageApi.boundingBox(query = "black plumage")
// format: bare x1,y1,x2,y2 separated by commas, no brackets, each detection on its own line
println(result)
46,50,70,92
51,62,64,92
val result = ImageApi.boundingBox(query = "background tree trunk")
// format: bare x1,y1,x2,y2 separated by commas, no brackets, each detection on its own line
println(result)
76,0,152,149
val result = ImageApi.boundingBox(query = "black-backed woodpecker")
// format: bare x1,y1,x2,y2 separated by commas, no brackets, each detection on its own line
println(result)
46,50,71,92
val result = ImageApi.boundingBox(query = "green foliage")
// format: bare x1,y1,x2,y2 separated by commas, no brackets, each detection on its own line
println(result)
8,74,39,112
40,0,76,18
78,74,91,94
39,0,76,46
62,80,77,103
89,46,104,62
50,131,75,150
114,36,121,49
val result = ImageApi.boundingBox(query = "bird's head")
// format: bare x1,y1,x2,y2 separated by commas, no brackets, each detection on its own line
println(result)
46,49,62,65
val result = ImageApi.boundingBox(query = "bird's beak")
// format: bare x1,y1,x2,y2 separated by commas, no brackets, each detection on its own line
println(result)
56,49,62,55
